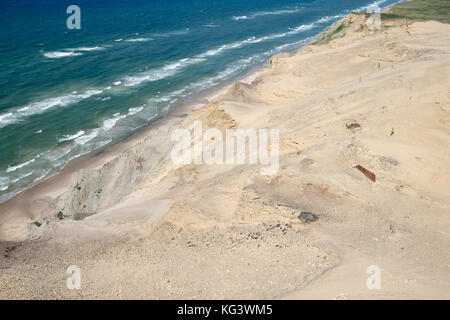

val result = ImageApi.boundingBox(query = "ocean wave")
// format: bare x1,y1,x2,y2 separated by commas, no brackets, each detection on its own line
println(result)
43,51,83,59
128,106,144,115
74,106,145,145
123,57,206,87
102,116,124,132
233,8,301,20
197,21,315,58
198,37,257,58
100,106,144,131
0,168,51,202
233,16,248,20
74,129,99,145
153,29,190,37
43,46,105,59
125,37,152,42
0,89,103,129
0,176,9,191
71,46,105,52
123,70,174,87
58,130,85,143
203,23,220,28
6,152,44,173
11,171,33,184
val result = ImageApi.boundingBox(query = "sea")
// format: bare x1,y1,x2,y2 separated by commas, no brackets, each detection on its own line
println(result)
0,0,400,202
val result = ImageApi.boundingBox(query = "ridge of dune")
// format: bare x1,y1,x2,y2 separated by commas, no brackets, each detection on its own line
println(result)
1,11,450,299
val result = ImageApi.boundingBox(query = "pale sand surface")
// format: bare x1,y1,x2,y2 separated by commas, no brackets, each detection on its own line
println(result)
0,13,449,299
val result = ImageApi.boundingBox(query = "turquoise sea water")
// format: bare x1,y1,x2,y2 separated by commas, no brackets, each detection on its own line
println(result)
0,0,399,202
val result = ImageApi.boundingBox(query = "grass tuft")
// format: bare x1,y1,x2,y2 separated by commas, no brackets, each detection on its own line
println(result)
382,0,450,24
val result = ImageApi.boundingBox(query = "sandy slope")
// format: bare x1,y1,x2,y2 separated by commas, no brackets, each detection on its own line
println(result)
0,14,449,299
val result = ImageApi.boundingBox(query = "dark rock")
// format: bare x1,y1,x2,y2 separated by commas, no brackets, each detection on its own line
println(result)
346,120,361,130
298,212,319,223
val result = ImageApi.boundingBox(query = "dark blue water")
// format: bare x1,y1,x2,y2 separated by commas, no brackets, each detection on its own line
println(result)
0,0,398,201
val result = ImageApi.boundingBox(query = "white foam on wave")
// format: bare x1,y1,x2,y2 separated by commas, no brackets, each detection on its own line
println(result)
125,37,152,42
233,16,248,20
44,46,105,59
43,51,83,59
58,130,85,143
75,129,99,145
11,171,33,184
123,71,172,87
100,106,145,131
0,112,13,123
6,152,44,173
72,46,105,52
128,106,144,115
233,7,300,20
153,29,191,37
102,116,124,132
0,176,9,191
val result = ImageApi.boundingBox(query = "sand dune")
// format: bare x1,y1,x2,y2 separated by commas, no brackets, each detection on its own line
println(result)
1,12,449,299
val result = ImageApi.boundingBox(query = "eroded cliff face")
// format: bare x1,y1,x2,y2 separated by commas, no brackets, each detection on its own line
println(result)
59,126,174,218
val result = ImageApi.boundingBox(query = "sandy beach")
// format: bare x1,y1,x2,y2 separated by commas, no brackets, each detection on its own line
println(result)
1,4,450,299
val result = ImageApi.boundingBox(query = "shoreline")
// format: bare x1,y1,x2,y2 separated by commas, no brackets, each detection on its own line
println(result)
0,54,269,239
